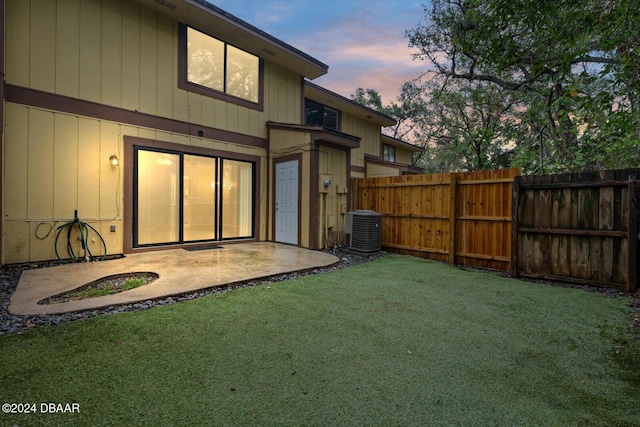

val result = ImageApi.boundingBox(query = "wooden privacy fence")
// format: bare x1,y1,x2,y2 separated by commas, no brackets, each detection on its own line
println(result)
512,169,639,292
350,168,520,271
351,167,639,292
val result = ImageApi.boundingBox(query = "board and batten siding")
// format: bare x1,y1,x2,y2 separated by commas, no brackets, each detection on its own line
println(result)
3,0,307,263
318,146,349,247
367,163,401,178
395,149,413,165
4,103,268,263
341,113,380,169
5,0,303,137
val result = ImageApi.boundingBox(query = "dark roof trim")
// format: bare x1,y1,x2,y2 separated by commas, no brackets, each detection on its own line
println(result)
134,0,328,79
364,154,423,174
191,0,328,71
304,81,397,127
266,121,361,149
381,134,423,152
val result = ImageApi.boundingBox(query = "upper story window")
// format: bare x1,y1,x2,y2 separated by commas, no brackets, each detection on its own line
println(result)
305,99,340,130
383,144,396,162
179,25,263,110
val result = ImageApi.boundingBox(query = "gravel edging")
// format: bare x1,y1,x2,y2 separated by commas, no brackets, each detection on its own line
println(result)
0,249,384,336
3,251,639,337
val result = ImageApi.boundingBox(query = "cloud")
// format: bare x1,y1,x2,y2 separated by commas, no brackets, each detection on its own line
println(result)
287,3,427,103
213,0,429,103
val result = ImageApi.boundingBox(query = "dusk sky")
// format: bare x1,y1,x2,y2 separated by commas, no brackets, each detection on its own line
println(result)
214,0,429,105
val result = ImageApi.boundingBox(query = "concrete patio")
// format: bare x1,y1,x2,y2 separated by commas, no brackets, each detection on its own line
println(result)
9,242,338,316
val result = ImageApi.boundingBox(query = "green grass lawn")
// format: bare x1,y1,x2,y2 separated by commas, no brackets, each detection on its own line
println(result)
1,255,639,426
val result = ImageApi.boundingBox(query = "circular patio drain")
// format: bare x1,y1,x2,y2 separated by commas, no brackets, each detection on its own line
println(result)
38,272,159,305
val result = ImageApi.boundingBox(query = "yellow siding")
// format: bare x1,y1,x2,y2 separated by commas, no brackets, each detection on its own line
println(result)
318,146,348,247
6,0,303,139
30,0,56,92
5,0,30,88
29,221,54,262
269,129,311,155
121,0,141,112
156,14,175,118
341,112,381,168
101,0,123,107
396,148,413,165
4,105,29,219
56,0,81,97
3,103,268,264
4,222,29,264
265,62,302,124
27,109,55,220
99,123,122,220
53,114,80,219
140,10,159,115
367,163,401,178
5,0,306,263
79,0,102,102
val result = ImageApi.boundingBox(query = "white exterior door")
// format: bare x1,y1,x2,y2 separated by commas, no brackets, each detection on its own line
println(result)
275,160,299,245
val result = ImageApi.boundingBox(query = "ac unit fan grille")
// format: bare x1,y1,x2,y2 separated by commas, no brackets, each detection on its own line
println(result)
347,210,382,252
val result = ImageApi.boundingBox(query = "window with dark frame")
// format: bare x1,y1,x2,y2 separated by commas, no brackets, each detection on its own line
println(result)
383,144,396,162
305,99,340,130
179,25,263,109
133,147,255,248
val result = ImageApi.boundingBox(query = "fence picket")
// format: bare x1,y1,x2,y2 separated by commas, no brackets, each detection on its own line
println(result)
351,168,520,271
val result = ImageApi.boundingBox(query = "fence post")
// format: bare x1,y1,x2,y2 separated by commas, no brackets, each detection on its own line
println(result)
510,176,520,278
449,173,457,265
349,178,359,212
628,173,638,293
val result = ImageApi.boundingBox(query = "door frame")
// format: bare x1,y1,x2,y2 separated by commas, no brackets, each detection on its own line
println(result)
272,154,302,245
123,136,261,253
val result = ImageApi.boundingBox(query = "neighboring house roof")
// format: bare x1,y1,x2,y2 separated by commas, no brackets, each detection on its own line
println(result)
266,122,361,150
132,0,328,79
381,134,423,153
304,81,397,127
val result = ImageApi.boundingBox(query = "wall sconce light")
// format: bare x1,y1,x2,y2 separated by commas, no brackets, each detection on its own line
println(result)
110,154,119,167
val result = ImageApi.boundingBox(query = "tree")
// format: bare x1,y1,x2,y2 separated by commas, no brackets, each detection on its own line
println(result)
351,84,428,143
406,0,640,173
416,78,518,172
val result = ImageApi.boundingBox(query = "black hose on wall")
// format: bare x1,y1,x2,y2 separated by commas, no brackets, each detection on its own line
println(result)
54,210,107,263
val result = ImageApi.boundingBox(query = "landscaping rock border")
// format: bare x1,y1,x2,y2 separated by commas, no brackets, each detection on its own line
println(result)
0,249,384,336
2,250,639,336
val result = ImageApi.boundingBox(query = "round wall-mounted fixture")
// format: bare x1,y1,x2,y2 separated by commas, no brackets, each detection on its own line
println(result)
110,154,119,167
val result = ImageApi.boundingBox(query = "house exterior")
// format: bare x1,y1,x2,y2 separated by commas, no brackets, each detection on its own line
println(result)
1,0,422,265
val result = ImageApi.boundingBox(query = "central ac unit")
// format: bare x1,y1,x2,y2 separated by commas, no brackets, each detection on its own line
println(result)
345,210,382,253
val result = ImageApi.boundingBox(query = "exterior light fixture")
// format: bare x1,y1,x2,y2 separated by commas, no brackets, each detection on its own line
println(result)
110,154,119,166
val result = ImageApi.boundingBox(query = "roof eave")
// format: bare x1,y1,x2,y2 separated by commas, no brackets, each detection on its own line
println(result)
132,0,328,79
304,81,397,127
381,134,423,152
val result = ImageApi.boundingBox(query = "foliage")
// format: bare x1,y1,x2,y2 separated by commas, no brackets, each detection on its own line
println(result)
415,78,519,172
406,0,640,173
351,84,428,144
41,274,151,304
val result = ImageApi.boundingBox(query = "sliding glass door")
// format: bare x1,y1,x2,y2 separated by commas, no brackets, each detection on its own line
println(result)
183,155,216,241
222,159,254,239
136,150,180,245
134,147,253,247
